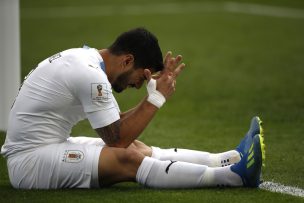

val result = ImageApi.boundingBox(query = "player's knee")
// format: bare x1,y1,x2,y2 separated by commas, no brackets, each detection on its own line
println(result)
128,140,152,157
98,148,144,186
118,148,144,165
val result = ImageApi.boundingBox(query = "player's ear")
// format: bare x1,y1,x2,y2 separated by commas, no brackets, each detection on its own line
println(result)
122,54,134,69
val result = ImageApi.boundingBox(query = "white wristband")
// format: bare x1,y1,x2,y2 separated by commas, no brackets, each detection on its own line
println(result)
146,79,166,108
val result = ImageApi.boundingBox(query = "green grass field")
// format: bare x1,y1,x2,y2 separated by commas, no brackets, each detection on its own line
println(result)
1,0,304,202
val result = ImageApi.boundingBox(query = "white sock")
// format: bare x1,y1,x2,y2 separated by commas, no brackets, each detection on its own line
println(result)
136,157,243,189
151,147,240,167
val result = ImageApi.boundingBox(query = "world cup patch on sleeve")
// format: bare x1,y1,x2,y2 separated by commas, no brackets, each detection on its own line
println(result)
62,150,84,163
91,83,108,101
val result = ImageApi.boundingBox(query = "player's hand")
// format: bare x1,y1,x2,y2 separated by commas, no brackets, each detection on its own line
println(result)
163,51,186,79
157,51,185,98
155,72,176,99
151,51,186,80
145,68,175,100
145,51,185,100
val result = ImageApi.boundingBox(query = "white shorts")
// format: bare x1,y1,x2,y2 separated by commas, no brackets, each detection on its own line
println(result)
7,136,105,189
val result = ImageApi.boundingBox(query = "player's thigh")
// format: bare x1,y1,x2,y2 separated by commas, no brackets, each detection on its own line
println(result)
7,142,102,189
128,140,152,157
98,147,145,186
68,137,151,156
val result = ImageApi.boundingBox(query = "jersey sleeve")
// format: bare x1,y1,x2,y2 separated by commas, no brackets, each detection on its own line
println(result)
70,61,120,129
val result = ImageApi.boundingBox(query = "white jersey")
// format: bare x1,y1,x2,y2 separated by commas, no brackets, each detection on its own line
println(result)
1,47,120,158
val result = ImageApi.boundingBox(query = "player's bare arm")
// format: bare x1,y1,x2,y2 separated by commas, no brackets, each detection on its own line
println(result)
95,120,121,146
119,96,148,119
95,100,157,148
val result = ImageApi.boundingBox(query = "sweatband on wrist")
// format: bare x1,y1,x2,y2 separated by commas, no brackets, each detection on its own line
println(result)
146,79,166,108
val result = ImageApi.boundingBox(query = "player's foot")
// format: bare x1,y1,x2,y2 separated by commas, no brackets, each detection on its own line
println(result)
231,134,266,187
236,116,263,158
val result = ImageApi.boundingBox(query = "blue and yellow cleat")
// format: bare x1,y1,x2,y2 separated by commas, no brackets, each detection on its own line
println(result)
231,134,266,187
236,116,263,159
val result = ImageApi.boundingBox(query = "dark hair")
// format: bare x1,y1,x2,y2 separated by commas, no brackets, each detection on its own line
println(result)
108,27,164,72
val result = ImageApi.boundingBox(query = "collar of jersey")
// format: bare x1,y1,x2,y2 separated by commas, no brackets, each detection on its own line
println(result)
99,61,106,72
83,45,106,73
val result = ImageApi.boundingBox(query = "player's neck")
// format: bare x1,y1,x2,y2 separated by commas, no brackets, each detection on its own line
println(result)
99,49,116,84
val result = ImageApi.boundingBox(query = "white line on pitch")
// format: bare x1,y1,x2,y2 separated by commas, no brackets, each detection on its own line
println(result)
22,2,304,19
260,181,304,198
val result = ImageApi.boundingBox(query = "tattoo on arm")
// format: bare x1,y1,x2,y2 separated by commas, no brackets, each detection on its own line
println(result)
95,120,121,146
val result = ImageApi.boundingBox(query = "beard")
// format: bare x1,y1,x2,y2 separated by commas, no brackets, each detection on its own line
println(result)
112,69,133,93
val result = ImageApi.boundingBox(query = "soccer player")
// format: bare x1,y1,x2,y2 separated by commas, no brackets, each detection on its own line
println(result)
1,28,265,189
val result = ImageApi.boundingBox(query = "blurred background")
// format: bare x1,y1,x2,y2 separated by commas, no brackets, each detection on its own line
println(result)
1,0,304,201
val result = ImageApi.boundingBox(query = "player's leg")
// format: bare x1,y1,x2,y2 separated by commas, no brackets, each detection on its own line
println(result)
66,137,239,167
128,140,239,167
136,116,263,167
98,147,145,186
151,147,240,167
98,145,242,188
98,133,265,188
146,134,265,188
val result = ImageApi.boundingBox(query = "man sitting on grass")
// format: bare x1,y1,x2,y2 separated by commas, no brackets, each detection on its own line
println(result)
1,27,265,189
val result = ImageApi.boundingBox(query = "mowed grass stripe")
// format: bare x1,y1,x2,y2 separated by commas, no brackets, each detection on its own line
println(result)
22,1,304,19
